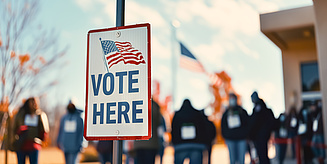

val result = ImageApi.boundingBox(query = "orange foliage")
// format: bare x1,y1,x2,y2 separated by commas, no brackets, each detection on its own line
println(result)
34,68,40,74
1,75,5,85
0,97,9,112
19,54,30,67
28,65,33,70
39,56,46,64
10,50,16,58
0,39,2,47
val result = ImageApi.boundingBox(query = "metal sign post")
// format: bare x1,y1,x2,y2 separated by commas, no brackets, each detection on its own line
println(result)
84,1,151,163
114,0,124,164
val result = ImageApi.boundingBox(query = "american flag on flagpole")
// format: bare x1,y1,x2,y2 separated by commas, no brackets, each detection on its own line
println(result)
179,42,206,73
99,38,146,70
179,42,222,86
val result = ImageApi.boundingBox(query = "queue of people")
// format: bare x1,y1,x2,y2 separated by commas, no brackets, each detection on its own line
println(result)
221,91,278,164
11,97,85,164
275,101,325,164
9,94,326,164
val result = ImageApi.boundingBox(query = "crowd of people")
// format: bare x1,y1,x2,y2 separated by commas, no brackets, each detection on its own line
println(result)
222,92,325,164
275,100,325,164
221,92,277,164
8,93,326,164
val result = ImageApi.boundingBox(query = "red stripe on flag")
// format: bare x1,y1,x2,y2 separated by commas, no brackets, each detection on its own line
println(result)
179,56,206,72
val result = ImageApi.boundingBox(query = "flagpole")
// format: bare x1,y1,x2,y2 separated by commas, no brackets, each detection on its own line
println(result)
171,20,179,111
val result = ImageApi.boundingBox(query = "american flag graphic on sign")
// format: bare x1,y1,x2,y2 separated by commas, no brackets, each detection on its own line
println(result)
99,38,146,70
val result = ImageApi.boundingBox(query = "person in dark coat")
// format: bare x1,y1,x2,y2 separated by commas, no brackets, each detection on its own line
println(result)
134,100,162,164
96,141,113,164
309,101,325,164
249,91,277,164
285,106,299,159
298,106,314,164
201,110,216,164
221,93,249,164
274,113,288,164
172,99,207,164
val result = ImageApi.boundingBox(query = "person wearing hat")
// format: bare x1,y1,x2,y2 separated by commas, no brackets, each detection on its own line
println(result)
57,99,84,164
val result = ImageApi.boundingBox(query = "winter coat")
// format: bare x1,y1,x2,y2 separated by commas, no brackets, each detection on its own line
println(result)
12,109,49,151
171,100,207,146
249,99,277,141
133,100,161,150
274,114,288,139
221,105,249,140
311,108,324,135
57,109,84,153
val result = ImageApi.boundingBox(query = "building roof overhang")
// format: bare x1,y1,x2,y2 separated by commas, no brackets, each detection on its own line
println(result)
260,6,315,50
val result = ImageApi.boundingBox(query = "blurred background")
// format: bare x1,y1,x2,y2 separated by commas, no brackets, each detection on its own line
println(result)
2,0,325,163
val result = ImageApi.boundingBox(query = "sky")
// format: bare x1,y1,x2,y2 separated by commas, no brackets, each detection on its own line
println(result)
39,0,313,117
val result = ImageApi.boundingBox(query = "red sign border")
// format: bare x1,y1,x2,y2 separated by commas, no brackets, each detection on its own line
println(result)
84,23,152,140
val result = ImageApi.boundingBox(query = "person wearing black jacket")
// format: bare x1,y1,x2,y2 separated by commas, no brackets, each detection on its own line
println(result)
249,91,277,164
309,101,325,164
298,106,314,164
221,93,249,164
201,110,216,164
172,99,207,164
274,113,288,164
285,106,299,159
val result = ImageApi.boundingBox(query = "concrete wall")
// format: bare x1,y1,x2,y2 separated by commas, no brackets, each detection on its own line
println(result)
281,39,317,113
313,0,327,155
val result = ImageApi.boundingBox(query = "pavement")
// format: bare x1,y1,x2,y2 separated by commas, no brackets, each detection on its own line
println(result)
0,144,299,164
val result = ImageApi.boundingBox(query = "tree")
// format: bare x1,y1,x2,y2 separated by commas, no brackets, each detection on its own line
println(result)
0,0,67,110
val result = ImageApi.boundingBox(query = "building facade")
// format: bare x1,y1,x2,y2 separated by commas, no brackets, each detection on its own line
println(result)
260,0,327,154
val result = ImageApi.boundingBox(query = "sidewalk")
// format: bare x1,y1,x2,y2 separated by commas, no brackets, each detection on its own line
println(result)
0,144,298,164
0,147,65,164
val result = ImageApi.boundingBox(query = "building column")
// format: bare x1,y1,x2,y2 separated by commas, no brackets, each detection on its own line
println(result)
313,0,327,153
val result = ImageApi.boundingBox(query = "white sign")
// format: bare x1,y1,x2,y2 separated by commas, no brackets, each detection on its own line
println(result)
84,24,151,140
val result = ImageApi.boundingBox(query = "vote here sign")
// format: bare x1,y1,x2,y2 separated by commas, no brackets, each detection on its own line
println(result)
84,23,151,140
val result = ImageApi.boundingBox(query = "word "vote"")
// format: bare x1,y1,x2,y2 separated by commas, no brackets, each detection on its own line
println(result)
91,70,139,96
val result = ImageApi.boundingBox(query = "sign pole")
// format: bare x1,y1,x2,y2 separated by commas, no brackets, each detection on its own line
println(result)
113,0,125,164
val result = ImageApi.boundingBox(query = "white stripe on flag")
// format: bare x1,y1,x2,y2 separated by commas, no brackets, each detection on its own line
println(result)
180,56,206,72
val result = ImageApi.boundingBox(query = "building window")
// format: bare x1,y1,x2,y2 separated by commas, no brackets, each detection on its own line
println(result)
301,62,320,92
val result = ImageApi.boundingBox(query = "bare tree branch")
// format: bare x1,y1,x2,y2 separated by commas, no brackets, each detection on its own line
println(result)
0,0,67,109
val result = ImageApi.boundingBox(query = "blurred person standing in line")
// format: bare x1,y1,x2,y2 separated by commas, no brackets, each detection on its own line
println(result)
310,101,325,164
171,99,207,164
285,106,299,159
221,93,249,164
249,91,278,164
96,140,113,164
134,99,161,164
12,97,49,164
57,100,84,164
274,113,288,164
201,110,216,164
158,113,167,164
298,106,314,164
